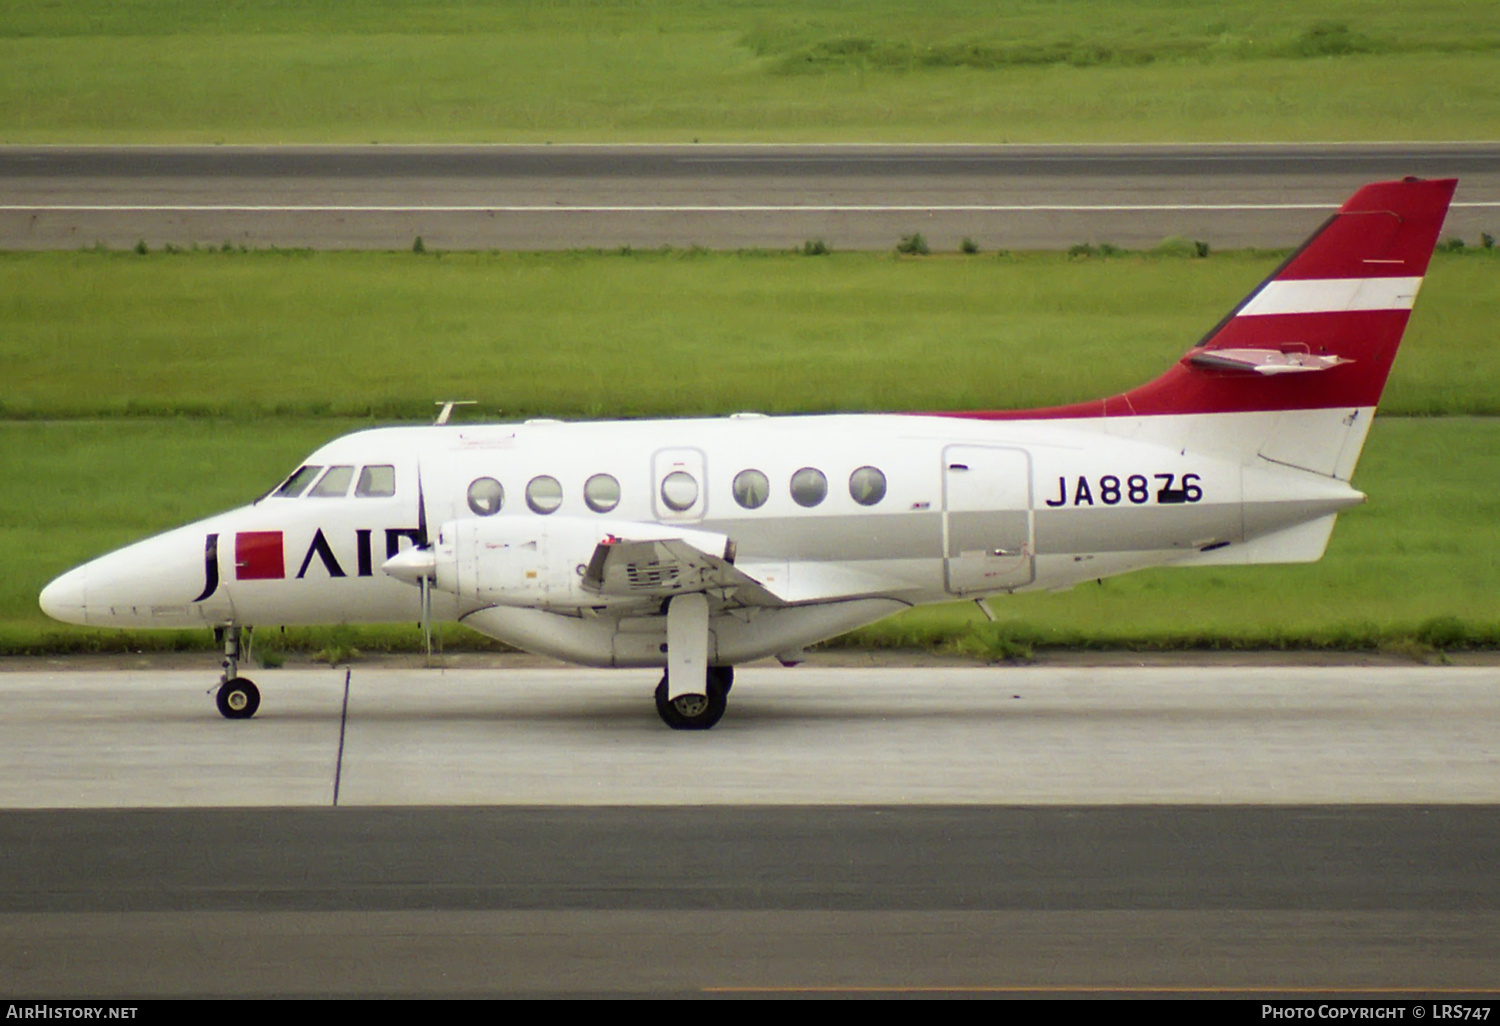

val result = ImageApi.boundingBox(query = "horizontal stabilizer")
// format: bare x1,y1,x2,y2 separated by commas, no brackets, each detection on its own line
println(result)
1187,348,1350,375
1176,514,1340,566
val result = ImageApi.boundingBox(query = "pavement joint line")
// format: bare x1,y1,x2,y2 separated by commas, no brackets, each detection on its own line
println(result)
332,667,350,808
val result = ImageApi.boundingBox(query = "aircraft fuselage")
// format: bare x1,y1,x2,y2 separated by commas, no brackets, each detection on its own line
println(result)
40,411,1362,667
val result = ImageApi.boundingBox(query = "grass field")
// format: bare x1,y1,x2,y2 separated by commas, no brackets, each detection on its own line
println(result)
4,248,1499,421
3,416,1496,656
2,1,1498,142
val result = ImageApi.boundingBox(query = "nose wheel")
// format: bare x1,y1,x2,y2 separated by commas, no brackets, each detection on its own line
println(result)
216,678,261,720
213,623,261,720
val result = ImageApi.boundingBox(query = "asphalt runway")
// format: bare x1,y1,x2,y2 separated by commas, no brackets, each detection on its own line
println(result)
2,664,1498,996
3,806,1499,997
2,143,1497,251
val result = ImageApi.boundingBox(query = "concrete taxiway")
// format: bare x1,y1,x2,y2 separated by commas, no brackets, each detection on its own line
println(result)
2,665,1497,807
3,142,1497,251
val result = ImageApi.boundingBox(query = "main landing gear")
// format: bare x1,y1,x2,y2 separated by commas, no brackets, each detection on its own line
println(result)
651,594,738,729
213,624,260,720
655,666,732,730
655,593,732,729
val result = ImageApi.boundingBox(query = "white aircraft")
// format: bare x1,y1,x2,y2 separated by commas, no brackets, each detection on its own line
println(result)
40,177,1456,729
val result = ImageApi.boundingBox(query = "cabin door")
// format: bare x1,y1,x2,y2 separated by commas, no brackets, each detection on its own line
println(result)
942,445,1035,595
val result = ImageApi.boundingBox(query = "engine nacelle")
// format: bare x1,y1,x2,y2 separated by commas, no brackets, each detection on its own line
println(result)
434,516,730,611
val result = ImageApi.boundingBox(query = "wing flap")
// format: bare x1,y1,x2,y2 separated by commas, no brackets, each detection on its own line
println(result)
582,535,784,605
582,531,906,606
735,560,904,605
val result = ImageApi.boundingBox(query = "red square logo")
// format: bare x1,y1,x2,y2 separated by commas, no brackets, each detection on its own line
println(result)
235,531,285,580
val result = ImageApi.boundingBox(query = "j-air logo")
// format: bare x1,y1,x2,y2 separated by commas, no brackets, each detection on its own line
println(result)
192,528,422,602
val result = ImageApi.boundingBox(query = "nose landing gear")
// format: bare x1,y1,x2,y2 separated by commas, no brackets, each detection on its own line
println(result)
213,624,260,720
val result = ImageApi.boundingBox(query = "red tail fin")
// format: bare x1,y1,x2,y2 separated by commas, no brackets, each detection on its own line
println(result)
963,177,1456,420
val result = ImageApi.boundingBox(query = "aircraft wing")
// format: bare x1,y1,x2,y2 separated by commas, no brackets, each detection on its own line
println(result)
581,532,903,607
581,534,780,605
733,560,903,605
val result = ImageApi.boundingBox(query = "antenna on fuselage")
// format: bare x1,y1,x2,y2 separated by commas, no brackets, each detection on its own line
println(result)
433,400,476,425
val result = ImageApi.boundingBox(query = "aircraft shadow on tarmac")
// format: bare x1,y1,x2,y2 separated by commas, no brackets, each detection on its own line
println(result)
224,691,1352,728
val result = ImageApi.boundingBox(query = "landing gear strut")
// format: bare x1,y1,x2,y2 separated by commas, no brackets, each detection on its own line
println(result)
655,593,731,729
655,666,732,730
213,624,260,720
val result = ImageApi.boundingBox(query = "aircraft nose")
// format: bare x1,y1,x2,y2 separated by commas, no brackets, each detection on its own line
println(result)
37,521,233,629
39,565,88,625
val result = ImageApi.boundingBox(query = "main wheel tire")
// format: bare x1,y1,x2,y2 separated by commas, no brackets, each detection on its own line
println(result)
654,671,728,730
709,665,734,695
216,678,260,720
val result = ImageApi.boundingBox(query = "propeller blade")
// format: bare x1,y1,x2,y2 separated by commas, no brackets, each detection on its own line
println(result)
420,575,433,665
414,460,433,665
416,463,429,548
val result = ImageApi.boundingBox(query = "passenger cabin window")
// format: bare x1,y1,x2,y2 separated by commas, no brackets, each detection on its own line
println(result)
526,475,563,514
849,466,887,506
356,465,396,498
467,477,504,516
660,471,699,512
274,465,322,498
732,469,769,510
308,465,355,497
584,473,621,513
789,467,827,508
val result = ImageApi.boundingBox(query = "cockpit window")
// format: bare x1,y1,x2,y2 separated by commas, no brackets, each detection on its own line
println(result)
308,465,355,497
356,465,396,498
274,465,323,498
